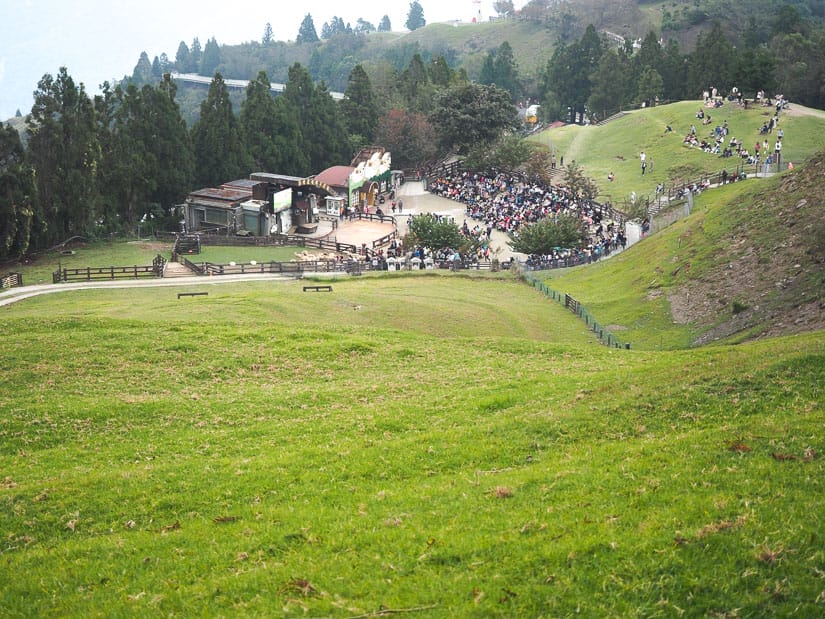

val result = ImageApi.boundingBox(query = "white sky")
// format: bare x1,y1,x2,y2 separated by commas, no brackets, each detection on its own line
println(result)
0,0,527,120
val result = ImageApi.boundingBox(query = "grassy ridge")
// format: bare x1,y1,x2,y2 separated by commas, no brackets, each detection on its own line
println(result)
1,278,823,616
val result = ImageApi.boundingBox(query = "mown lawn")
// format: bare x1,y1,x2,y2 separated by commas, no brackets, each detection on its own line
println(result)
1,277,822,617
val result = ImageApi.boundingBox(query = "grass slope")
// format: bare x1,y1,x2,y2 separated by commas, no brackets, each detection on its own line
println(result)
532,100,825,207
1,277,823,617
543,151,825,348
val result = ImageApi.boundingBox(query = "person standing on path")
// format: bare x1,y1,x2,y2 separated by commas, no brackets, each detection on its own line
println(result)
640,151,647,175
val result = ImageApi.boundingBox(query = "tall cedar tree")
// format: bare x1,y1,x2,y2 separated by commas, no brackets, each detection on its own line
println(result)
189,38,202,73
27,67,101,245
101,83,159,230
493,42,520,100
150,75,195,212
132,51,153,85
0,124,37,259
191,73,251,188
95,76,192,232
429,56,454,87
262,23,274,45
175,41,190,72
406,1,426,31
281,63,350,174
399,53,432,113
378,15,392,32
240,71,309,175
478,41,521,100
200,37,221,77
340,65,379,143
542,25,604,123
688,23,736,96
587,49,631,121
297,14,319,43
428,83,519,154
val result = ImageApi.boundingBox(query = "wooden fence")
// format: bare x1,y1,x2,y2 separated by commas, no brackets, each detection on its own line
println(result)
53,255,166,283
525,274,631,349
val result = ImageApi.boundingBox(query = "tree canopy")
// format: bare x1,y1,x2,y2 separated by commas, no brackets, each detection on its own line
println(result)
428,83,520,154
340,65,379,144
406,213,464,252
508,214,589,254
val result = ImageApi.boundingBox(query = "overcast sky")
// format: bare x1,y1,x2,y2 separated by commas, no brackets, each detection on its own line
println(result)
0,0,527,120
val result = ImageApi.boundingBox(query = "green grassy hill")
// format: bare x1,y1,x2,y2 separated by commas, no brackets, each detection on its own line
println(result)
532,100,825,207
1,272,823,616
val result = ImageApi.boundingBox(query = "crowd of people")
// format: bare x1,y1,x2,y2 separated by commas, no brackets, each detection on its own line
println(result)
429,170,626,266
681,87,789,173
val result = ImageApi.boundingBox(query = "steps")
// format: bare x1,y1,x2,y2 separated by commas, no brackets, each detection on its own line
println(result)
597,111,628,126
164,261,196,278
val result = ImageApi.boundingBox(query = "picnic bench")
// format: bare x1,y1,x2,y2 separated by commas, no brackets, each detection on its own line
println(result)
178,291,209,299
303,285,333,292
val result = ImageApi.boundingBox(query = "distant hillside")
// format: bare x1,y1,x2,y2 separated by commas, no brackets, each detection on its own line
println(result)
169,18,557,123
161,0,825,123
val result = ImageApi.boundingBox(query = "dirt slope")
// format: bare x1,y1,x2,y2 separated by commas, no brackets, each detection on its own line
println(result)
669,152,825,345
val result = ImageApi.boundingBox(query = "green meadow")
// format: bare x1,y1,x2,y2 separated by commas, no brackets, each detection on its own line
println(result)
1,274,823,617
2,96,824,618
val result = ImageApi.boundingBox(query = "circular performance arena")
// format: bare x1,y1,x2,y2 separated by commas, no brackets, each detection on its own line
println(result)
332,217,397,252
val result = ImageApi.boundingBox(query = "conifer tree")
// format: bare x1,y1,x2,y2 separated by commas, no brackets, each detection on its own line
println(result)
132,51,153,85
200,37,221,77
27,67,101,244
281,63,349,173
262,22,274,45
189,37,202,73
240,71,308,175
297,14,319,43
175,41,190,72
340,64,379,142
406,1,426,31
191,73,250,188
0,124,37,259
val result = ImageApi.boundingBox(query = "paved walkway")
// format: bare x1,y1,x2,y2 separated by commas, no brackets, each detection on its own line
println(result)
0,273,295,307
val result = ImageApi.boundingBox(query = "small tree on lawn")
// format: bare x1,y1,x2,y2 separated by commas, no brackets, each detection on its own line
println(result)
406,214,465,252
508,213,588,255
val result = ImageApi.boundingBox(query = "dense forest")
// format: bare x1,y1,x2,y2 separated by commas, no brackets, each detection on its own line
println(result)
2,0,824,261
